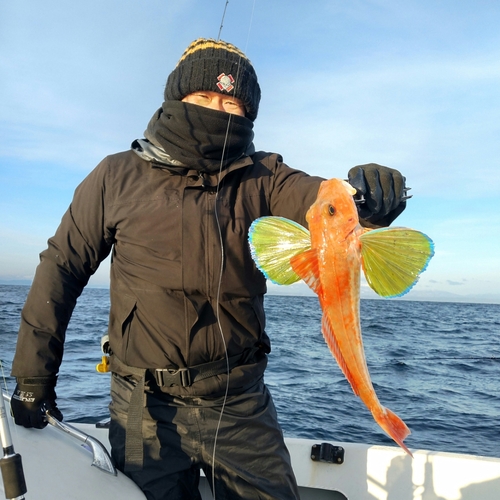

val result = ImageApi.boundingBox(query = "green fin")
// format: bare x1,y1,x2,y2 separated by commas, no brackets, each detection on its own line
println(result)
248,216,311,285
359,227,434,298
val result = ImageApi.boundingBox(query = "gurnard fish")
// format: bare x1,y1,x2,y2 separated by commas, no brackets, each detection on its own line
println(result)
248,179,434,455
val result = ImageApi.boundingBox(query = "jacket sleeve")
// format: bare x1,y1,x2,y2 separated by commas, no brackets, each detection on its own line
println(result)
265,154,324,228
11,159,115,378
266,154,400,229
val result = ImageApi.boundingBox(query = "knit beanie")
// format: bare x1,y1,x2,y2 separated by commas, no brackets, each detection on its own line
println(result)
165,38,261,121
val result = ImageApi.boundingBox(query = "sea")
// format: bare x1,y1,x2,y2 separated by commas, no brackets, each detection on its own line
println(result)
1,284,499,459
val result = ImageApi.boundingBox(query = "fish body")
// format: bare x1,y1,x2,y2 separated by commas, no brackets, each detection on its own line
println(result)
248,179,434,455
293,179,412,454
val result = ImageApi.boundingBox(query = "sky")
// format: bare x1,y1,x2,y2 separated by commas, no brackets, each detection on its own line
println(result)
1,0,499,303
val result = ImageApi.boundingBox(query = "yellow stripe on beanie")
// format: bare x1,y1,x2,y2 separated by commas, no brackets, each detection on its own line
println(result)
177,38,250,66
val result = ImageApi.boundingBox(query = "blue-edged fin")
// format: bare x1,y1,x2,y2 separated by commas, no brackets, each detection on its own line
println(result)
359,227,434,298
248,216,311,285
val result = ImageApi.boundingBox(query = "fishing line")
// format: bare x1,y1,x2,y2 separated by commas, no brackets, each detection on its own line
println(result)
0,360,9,393
217,1,230,41
210,125,232,498
210,1,257,496
210,82,245,500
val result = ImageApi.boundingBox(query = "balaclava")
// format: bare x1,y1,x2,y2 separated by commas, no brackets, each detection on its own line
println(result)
145,38,261,173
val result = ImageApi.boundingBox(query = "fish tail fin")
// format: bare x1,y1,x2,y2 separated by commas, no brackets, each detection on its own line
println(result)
374,407,413,457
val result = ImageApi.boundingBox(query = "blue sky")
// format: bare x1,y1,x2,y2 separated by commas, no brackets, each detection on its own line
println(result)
1,1,499,303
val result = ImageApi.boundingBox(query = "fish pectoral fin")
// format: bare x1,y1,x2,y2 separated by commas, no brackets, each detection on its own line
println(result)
290,249,323,295
248,216,311,285
359,227,435,298
321,314,360,397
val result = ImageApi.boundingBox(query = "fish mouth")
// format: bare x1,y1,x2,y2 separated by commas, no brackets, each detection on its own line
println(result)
341,218,358,241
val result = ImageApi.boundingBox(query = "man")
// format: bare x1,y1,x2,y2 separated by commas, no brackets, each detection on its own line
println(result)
11,39,407,499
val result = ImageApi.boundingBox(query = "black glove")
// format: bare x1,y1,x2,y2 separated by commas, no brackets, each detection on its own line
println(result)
10,376,63,429
348,163,408,226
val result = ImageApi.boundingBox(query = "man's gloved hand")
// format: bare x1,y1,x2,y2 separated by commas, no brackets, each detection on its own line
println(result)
10,376,63,429
348,163,408,227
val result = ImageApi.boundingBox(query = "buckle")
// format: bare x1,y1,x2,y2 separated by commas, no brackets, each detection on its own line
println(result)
153,367,192,387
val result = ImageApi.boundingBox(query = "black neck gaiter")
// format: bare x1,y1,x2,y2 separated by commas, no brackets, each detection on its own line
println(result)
146,101,254,173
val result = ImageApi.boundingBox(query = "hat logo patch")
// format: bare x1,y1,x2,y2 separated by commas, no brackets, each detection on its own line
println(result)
217,73,235,92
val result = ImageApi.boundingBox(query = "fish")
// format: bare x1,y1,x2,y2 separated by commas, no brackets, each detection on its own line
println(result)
248,178,434,455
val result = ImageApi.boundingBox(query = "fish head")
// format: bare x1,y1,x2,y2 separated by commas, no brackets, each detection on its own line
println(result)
306,179,359,241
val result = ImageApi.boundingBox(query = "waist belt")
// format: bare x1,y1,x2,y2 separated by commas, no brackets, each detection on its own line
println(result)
151,346,261,388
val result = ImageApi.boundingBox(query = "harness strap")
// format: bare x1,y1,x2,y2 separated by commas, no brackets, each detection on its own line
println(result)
151,346,261,388
109,355,146,472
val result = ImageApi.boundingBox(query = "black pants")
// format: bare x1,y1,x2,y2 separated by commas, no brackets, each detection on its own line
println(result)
109,373,300,500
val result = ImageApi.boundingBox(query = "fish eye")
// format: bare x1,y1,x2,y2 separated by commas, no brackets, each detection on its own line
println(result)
328,205,335,216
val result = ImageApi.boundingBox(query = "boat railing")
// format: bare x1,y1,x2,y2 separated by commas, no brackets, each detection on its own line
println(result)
1,392,116,476
43,406,117,476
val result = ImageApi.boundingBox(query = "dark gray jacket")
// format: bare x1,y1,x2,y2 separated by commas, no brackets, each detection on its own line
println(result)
12,149,323,396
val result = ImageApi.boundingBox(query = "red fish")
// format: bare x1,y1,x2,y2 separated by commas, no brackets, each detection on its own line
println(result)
249,179,434,455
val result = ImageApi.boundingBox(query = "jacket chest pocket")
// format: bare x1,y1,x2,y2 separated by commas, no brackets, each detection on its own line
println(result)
108,292,137,360
114,190,182,261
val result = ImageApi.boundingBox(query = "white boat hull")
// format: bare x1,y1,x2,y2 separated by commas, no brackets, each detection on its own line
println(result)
2,401,499,499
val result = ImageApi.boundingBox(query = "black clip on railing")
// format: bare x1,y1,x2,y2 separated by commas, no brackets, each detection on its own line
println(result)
310,442,345,464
